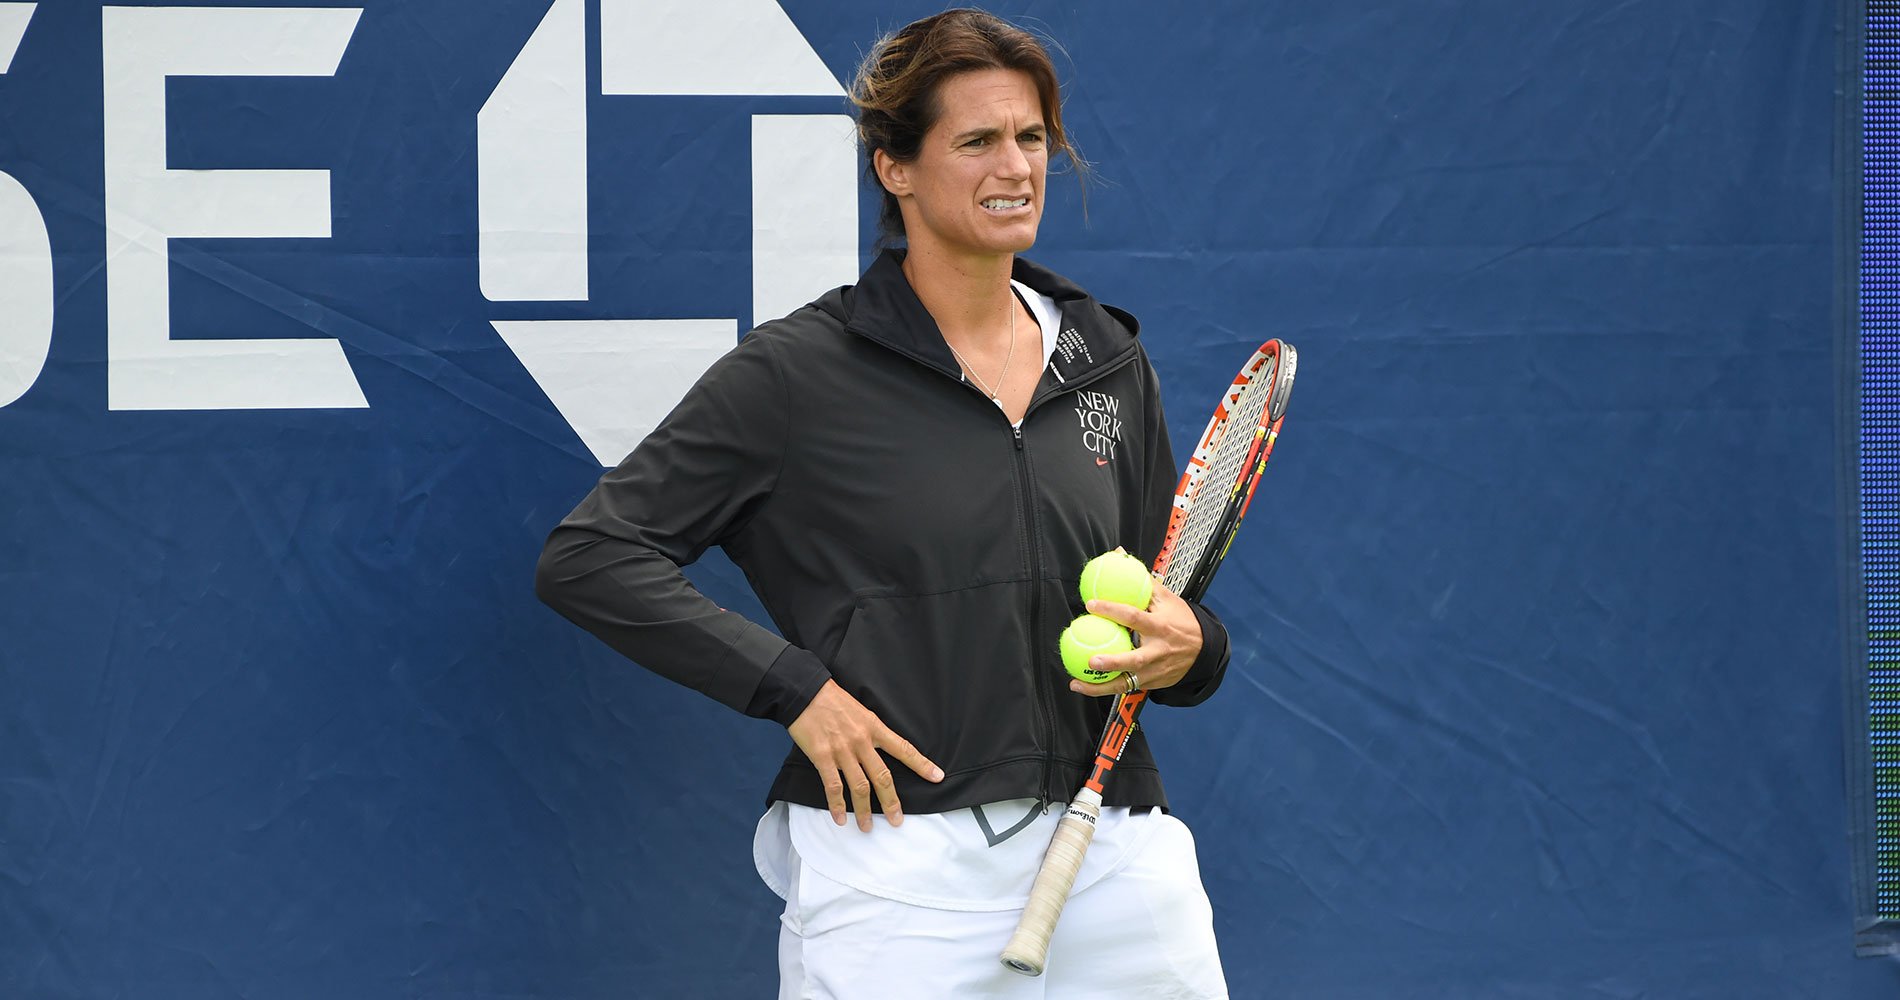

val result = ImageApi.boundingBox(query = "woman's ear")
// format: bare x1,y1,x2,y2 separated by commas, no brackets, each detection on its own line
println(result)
873,148,911,199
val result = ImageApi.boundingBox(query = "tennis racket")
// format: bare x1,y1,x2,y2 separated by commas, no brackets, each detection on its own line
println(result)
1000,338,1298,976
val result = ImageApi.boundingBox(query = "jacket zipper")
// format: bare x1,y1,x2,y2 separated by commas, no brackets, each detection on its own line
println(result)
1010,355,1140,808
945,350,1142,808
1011,423,1058,807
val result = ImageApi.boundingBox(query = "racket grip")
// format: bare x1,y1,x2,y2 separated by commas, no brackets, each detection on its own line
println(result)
1000,788,1103,976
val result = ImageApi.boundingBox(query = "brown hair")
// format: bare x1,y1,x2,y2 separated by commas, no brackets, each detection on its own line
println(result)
850,9,1085,241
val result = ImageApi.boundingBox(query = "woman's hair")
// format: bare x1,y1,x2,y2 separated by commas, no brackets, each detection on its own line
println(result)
850,8,1085,242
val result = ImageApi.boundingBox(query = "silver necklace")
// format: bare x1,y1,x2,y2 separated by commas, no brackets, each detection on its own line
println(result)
946,296,1017,400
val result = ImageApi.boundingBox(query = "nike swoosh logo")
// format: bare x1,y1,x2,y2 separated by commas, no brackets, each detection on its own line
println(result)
1096,458,1109,466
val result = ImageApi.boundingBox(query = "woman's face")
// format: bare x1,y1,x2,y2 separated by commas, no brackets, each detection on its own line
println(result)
880,68,1049,260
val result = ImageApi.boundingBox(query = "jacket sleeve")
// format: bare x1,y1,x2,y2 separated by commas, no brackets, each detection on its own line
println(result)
534,331,831,726
1133,346,1232,708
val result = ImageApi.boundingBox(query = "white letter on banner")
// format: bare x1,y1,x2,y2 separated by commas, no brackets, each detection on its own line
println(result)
751,115,858,326
492,319,736,466
487,1,856,462
0,172,51,408
0,3,48,409
478,0,586,302
101,6,366,410
599,0,842,97
0,3,33,74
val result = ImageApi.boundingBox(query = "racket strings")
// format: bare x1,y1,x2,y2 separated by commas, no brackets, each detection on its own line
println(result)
1160,359,1281,593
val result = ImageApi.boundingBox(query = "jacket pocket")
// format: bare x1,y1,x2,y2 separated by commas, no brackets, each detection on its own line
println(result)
827,581,1041,772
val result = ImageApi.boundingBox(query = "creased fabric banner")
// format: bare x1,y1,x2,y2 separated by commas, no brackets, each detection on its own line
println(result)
1,1,1894,997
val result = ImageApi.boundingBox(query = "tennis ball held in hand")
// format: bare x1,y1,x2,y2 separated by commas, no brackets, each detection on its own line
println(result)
1060,613,1132,685
1078,547,1153,611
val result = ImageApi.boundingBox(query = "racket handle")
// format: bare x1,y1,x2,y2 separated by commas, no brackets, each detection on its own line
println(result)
1000,788,1103,976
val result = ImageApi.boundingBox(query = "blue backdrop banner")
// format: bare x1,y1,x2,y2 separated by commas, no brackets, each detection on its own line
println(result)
2,1,1895,997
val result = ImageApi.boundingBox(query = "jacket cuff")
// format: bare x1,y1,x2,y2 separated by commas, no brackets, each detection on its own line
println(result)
1152,601,1231,707
743,645,834,726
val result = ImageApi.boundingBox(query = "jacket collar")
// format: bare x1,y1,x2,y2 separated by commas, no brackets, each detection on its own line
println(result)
832,248,1140,387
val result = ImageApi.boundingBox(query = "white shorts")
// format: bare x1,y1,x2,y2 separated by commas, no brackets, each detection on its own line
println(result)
771,810,1228,999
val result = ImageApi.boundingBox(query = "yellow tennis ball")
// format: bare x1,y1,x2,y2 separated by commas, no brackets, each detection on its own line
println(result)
1078,548,1153,610
1059,613,1132,685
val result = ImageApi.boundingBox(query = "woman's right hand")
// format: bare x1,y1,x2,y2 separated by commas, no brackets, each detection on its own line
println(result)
788,680,944,832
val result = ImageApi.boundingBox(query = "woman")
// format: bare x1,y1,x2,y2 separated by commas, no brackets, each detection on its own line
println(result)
536,9,1231,997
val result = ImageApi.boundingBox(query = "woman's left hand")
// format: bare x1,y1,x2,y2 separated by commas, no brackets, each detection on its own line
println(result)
1070,581,1202,696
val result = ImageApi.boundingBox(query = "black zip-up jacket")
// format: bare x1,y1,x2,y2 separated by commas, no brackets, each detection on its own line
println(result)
535,250,1231,813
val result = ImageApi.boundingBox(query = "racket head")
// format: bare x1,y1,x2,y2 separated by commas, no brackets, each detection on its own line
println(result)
1154,340,1297,602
